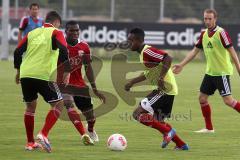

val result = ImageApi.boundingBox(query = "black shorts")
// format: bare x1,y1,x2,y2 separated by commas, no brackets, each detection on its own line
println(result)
140,90,174,121
74,96,93,112
20,78,62,103
200,74,231,97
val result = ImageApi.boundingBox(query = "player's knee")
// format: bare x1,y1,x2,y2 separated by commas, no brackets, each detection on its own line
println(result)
64,99,74,108
25,102,36,112
83,109,95,120
223,98,233,106
65,104,74,110
86,113,95,121
25,106,35,113
52,100,64,111
132,109,141,120
199,96,208,104
64,103,73,109
132,110,138,120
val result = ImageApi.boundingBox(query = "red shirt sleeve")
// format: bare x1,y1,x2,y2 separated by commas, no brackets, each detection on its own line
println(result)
19,17,28,30
143,47,166,63
52,29,67,48
220,29,233,48
195,30,205,49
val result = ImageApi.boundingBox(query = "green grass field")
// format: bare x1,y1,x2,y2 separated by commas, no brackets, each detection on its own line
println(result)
0,60,240,160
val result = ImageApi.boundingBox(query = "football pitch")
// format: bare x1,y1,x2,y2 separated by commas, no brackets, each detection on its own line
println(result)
0,60,240,160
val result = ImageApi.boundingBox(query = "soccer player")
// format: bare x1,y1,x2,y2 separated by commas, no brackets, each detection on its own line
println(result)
14,11,71,153
125,28,189,150
18,3,44,43
60,20,105,144
173,9,240,133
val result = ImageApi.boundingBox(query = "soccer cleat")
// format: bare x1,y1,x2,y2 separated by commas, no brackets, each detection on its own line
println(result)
87,130,99,142
161,128,176,148
36,133,52,153
81,134,94,145
174,144,189,151
194,128,215,133
25,142,42,151
86,124,99,142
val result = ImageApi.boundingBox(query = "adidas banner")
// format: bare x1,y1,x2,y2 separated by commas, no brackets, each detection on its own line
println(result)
2,20,240,50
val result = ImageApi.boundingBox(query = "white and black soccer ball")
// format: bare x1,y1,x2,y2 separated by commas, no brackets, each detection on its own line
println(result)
107,134,127,151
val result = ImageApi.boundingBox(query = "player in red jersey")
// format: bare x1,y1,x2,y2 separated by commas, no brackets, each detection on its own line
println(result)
59,20,105,144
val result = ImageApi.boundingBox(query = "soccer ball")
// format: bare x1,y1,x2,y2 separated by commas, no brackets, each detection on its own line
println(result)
107,134,127,151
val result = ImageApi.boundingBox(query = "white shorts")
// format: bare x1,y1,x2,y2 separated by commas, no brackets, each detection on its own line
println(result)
140,98,154,115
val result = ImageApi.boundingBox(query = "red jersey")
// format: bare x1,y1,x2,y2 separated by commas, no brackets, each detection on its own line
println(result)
68,41,91,87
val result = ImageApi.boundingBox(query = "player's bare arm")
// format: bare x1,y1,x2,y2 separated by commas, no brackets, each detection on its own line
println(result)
124,73,146,91
85,63,106,103
227,46,240,76
172,47,200,74
158,54,172,91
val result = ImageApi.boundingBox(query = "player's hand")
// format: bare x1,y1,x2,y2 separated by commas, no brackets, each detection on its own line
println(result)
93,89,106,103
125,82,133,91
15,70,20,84
63,72,70,86
172,64,183,74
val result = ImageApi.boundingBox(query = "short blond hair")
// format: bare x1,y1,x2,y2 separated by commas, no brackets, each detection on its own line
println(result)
204,9,217,18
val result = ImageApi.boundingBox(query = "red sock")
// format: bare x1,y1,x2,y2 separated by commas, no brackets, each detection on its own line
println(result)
24,112,35,143
165,123,186,147
138,113,171,134
41,108,61,137
87,119,96,132
231,100,240,113
200,103,213,130
67,108,85,135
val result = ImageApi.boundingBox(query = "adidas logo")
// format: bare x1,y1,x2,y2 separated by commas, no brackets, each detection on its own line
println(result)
207,41,213,48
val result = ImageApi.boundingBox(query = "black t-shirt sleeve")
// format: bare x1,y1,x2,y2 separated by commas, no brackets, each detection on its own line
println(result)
14,36,28,69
